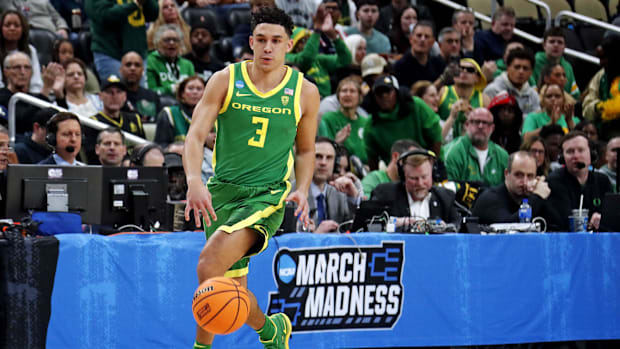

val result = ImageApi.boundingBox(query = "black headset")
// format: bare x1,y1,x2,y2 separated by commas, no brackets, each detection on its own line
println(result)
45,112,84,147
130,143,162,166
397,148,437,182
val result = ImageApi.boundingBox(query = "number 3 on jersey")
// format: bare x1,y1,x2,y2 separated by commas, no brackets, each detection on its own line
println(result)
248,116,269,148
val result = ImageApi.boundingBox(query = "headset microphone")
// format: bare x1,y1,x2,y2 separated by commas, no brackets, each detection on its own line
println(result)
65,146,75,153
576,162,586,169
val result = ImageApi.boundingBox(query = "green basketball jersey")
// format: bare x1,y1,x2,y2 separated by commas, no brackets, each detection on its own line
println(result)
213,61,304,186
437,85,484,139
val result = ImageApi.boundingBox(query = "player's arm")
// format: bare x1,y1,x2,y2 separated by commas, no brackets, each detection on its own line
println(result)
286,79,320,225
183,67,230,226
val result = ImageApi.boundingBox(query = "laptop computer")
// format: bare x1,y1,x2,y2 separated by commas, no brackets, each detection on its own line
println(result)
351,200,392,232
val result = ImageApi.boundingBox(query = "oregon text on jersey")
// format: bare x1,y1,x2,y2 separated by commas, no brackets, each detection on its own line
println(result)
230,102,292,115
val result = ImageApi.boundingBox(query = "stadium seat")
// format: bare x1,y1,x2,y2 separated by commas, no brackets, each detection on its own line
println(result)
181,7,227,39
503,0,538,19
574,0,608,21
77,31,94,66
543,0,573,19
611,0,619,17
211,37,233,63
226,7,251,37
28,28,57,66
562,26,585,51
577,24,606,54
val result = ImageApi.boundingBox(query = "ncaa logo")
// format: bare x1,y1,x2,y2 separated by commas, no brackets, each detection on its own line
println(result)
277,253,296,284
235,80,245,89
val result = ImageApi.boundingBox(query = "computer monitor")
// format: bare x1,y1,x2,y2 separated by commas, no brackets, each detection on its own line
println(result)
99,167,168,230
4,164,103,224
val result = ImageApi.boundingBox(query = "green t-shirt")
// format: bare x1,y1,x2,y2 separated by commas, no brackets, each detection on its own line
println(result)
522,111,579,134
531,52,580,99
361,170,391,198
214,61,303,186
318,110,369,164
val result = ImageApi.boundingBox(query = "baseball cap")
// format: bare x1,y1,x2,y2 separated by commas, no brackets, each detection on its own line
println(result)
101,75,127,92
164,152,183,169
372,74,399,92
361,53,387,78
488,90,518,110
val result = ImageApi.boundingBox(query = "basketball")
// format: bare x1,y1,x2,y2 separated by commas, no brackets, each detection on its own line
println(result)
192,277,250,335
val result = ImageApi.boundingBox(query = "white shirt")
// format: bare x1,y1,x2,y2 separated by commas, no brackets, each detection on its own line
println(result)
474,147,489,175
407,191,431,219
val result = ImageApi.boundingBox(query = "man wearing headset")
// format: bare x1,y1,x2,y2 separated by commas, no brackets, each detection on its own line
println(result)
370,149,460,231
38,112,85,166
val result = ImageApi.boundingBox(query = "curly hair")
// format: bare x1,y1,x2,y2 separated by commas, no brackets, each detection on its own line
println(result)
251,7,294,37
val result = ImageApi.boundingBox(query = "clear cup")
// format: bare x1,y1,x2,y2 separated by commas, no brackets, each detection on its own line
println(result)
568,209,589,232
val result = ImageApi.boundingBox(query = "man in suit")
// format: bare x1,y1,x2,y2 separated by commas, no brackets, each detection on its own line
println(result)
38,112,85,165
370,149,460,232
307,137,357,233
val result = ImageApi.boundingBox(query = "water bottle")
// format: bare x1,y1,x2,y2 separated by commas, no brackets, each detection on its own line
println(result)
519,199,532,223
71,9,82,31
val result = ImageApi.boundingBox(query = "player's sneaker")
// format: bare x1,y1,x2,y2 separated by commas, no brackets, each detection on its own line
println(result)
260,313,292,349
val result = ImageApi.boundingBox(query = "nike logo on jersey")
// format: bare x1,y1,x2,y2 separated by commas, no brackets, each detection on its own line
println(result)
236,91,251,97
270,189,283,195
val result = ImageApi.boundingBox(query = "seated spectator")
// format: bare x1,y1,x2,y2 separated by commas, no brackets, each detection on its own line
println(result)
342,34,367,77
437,27,461,65
473,6,515,64
472,151,552,224
14,107,54,164
547,131,612,231
275,0,317,29
318,75,370,121
318,77,369,164
484,47,539,115
370,149,460,231
119,51,161,122
183,20,225,83
147,24,196,97
437,58,490,141
6,0,70,38
51,39,100,94
0,52,63,134
582,45,606,126
361,139,418,198
358,52,387,96
522,83,578,142
589,36,620,141
95,127,127,166
390,5,418,54
38,112,85,165
411,80,439,113
0,125,10,170
452,9,475,58
521,136,550,177
165,151,187,202
375,0,410,35
286,8,352,98
540,124,565,171
531,27,580,100
129,143,165,167
57,58,102,117
491,41,523,81
489,91,523,154
363,74,442,170
147,0,192,55
597,136,620,191
344,0,391,54
86,0,158,80
0,10,43,93
84,75,145,163
393,21,447,89
303,137,356,233
154,75,205,147
444,107,509,187
537,62,576,107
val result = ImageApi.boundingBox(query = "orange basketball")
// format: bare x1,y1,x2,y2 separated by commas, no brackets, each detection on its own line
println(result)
192,277,250,334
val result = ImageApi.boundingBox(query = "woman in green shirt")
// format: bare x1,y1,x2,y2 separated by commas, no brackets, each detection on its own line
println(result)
319,77,369,164
523,83,578,142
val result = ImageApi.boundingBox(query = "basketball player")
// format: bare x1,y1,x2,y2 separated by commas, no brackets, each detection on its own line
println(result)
183,7,319,349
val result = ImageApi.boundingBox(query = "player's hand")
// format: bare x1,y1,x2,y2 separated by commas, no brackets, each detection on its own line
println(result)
314,220,339,234
185,180,217,227
286,190,310,228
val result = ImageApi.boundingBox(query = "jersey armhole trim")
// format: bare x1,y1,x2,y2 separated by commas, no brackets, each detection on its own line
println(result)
219,67,235,114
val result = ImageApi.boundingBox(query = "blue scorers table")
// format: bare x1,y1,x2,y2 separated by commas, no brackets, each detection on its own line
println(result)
43,232,620,348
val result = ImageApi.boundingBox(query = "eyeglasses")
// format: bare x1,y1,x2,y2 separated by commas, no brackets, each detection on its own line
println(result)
467,119,493,127
529,149,545,155
162,37,180,44
7,65,32,71
459,65,477,74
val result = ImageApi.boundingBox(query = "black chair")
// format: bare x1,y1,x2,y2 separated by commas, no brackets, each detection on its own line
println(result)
77,31,94,66
226,7,251,36
211,37,233,63
180,7,226,39
159,95,178,109
577,24,606,54
561,26,585,52
28,28,57,67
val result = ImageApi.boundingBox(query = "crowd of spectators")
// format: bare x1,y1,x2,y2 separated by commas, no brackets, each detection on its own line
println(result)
0,0,619,233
